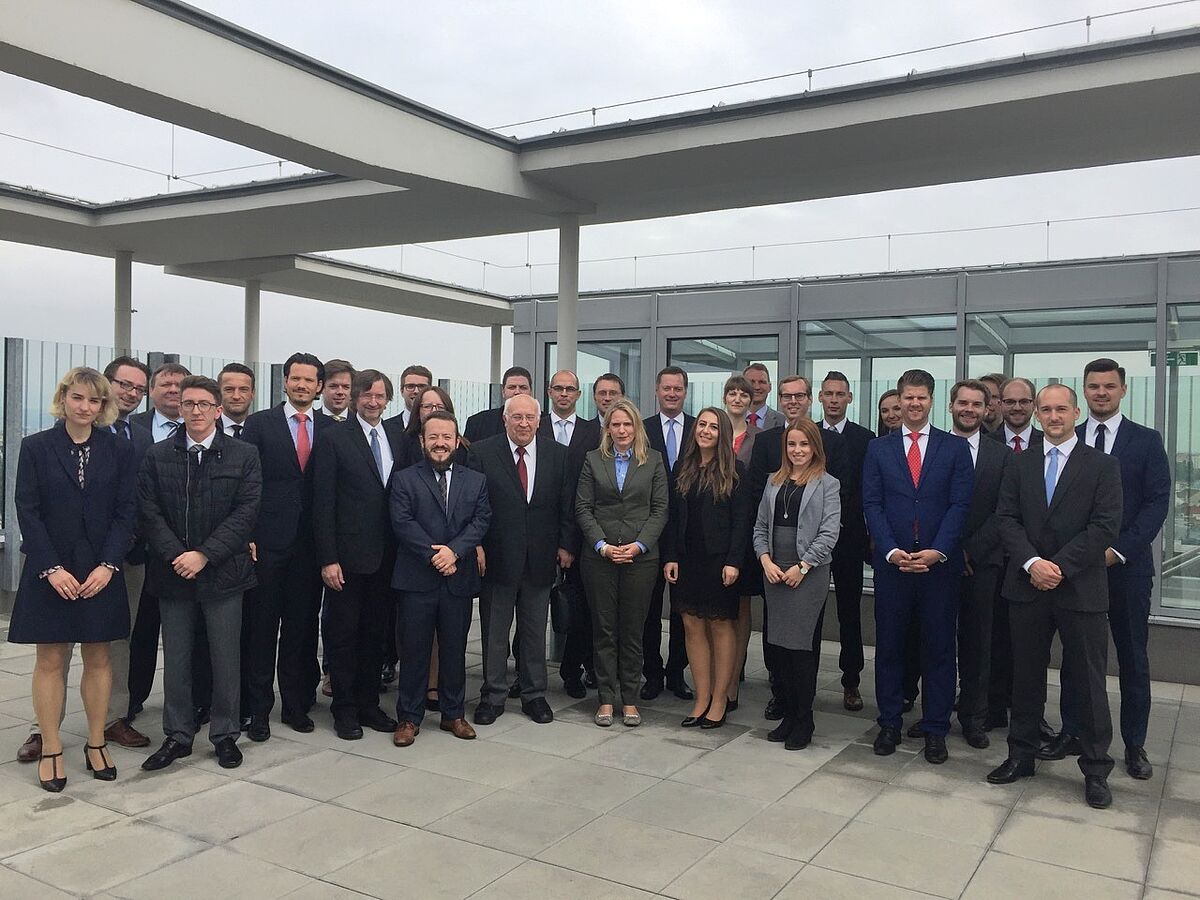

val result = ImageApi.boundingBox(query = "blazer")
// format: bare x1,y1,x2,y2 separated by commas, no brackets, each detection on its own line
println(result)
575,448,669,558
467,433,573,587
827,419,872,547
643,412,695,477
985,425,1044,452
733,423,760,467
464,406,505,444
862,426,974,564
115,419,154,565
997,440,1122,612
752,472,842,568
240,403,335,550
662,460,753,568
961,435,1013,571
1075,418,1170,580
750,406,787,431
312,413,408,575
538,414,601,554
390,460,490,597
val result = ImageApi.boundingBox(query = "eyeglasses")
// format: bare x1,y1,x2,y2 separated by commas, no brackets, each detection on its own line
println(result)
402,382,430,391
549,385,579,394
359,392,389,403
111,378,147,396
507,414,538,424
180,400,218,412
420,402,446,412
779,392,809,401
1001,398,1034,408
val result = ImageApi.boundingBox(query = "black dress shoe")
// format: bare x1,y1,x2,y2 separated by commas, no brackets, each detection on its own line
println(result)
987,757,1035,784
640,680,663,701
1038,719,1059,742
699,711,726,729
142,737,193,772
666,677,694,701
360,708,398,733
984,710,1008,732
584,670,598,688
473,703,501,726
767,717,797,743
725,698,739,712
873,725,902,756
1125,746,1153,780
563,680,587,699
247,715,271,742
215,737,243,769
906,722,924,739
763,697,785,721
508,681,522,699
924,734,948,764
902,698,915,713
1036,733,1081,761
335,720,364,740
1085,775,1112,809
522,697,554,724
963,728,991,749
784,729,812,751
282,712,315,734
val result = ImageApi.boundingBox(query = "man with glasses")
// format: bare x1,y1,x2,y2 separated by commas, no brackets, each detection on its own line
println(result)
392,365,432,429
985,378,1042,454
465,366,533,443
592,373,626,423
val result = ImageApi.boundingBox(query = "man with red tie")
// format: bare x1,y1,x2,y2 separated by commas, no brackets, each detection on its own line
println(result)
985,378,1043,454
743,363,786,431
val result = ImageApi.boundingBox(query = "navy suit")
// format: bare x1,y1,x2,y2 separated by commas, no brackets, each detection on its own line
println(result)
863,426,973,735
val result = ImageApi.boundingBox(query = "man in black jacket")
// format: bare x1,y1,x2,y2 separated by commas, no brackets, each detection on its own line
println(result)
463,366,533,443
138,376,261,772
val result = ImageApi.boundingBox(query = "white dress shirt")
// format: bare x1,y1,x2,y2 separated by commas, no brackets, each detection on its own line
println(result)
822,417,846,434
185,427,216,461
956,429,981,468
508,437,536,502
549,412,577,446
1084,412,1123,453
220,414,246,437
658,412,685,449
360,416,394,483
1023,434,1079,572
283,400,315,449
1002,423,1034,452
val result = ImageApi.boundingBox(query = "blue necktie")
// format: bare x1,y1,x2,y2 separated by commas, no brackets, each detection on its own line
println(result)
1045,447,1060,505
370,427,386,484
665,419,677,470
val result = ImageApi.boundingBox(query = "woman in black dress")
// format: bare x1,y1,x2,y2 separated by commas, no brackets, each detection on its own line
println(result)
662,408,752,728
10,367,137,791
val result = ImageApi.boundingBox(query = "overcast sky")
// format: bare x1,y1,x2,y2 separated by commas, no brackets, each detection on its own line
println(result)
3,0,1200,382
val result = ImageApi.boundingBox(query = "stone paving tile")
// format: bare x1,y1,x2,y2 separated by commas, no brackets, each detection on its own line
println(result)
0,793,124,859
0,863,74,898
140,779,316,844
776,771,885,817
610,779,768,841
775,864,939,899
858,784,1008,846
663,842,803,900
1146,838,1200,895
248,747,400,801
993,810,1152,883
487,718,619,758
334,765,495,827
426,788,597,856
107,845,312,899
728,802,848,861
961,851,1142,900
472,860,657,898
576,732,708,779
508,756,659,813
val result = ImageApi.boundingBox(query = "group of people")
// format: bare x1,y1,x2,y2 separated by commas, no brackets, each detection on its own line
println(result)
7,351,1168,814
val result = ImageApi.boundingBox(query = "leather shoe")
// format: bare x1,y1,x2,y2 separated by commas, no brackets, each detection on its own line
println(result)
17,733,42,763
473,703,502,726
441,717,476,740
924,733,948,765
767,717,797,742
282,711,314,734
1036,733,1081,761
666,677,694,701
873,725,902,756
1085,775,1112,809
522,698,554,724
214,737,242,769
1125,746,1153,780
142,737,192,771
763,697,785,721
381,662,396,684
987,757,1035,784
563,680,587,699
1038,718,1059,742
508,681,522,699
247,715,271,742
784,728,812,751
104,719,151,749
335,720,364,740
843,688,863,712
906,722,924,739
984,710,1008,731
963,728,990,749
393,721,419,747
360,708,398,733
640,680,663,701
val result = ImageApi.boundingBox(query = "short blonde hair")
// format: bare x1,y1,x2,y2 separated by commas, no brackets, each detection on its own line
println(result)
599,398,649,465
49,367,119,427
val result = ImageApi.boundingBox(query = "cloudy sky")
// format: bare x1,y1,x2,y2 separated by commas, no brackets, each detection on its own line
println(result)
3,0,1200,381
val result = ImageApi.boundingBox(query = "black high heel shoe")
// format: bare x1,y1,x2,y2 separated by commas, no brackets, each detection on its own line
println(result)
700,711,727,729
682,704,710,728
85,743,117,781
39,751,67,792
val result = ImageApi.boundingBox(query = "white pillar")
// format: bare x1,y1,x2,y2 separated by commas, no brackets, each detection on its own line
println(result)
490,324,504,383
244,280,261,363
556,215,580,373
114,250,133,353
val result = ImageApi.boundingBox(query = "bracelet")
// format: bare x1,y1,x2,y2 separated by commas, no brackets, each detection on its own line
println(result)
39,566,63,579
100,562,120,573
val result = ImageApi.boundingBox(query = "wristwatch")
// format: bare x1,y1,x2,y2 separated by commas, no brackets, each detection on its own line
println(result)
799,562,811,577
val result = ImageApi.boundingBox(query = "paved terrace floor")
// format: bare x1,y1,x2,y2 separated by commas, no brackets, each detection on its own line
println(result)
0,611,1197,899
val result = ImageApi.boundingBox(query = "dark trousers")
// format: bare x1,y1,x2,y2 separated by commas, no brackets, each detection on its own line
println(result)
382,599,399,667
192,616,213,712
956,564,1000,731
244,541,323,720
873,564,960,735
902,618,921,703
126,588,160,718
1008,598,1114,778
583,551,658,706
988,577,1014,716
319,587,333,672
326,569,391,724
771,607,825,739
395,584,472,724
830,542,866,689
642,573,688,684
479,574,552,706
159,591,242,748
559,563,595,685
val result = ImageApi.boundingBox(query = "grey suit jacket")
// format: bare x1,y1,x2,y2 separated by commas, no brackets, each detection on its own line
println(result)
575,448,669,558
751,407,787,431
753,472,842,568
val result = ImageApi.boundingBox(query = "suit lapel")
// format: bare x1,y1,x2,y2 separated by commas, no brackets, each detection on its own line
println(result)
528,437,554,504
601,453,620,494
495,439,526,500
1047,444,1084,514
1111,419,1134,457
50,425,82,489
918,429,945,489
796,476,818,519
347,414,383,483
890,432,914,494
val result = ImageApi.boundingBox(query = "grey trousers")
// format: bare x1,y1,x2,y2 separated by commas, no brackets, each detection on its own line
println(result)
582,552,659,707
160,591,242,747
479,575,552,706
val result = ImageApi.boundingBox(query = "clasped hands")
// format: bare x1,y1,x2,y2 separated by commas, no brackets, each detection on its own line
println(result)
663,562,739,587
48,565,113,600
760,555,805,588
1028,558,1063,591
891,549,942,574
601,542,641,565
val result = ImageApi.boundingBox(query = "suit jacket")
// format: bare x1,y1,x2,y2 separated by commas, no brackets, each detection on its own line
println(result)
734,424,760,467
750,406,787,431
240,403,335,550
467,433,573,587
1076,418,1170,581
662,460,753,568
464,406,505,444
961,435,1013,571
312,413,408,575
862,427,974,564
115,419,154,565
575,448,669,558
997,441,1122,612
390,460,490,597
748,422,851,507
826,420,872,548
538,414,602,555
128,408,182,443
643,412,695,477
985,425,1044,452
752,472,842,568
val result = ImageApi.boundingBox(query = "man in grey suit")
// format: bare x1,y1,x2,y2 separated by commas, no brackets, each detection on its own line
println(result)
743,363,786,431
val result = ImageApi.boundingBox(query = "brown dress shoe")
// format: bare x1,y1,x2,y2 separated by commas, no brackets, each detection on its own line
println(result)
392,721,420,747
104,719,151,749
17,733,42,763
440,718,476,740
843,688,864,712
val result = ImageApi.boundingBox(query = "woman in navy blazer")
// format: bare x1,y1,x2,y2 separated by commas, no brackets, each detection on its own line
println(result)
9,368,137,791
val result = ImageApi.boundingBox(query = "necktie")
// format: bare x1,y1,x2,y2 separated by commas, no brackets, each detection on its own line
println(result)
370,427,386,484
333,414,345,423
231,424,243,439
1045,446,1060,505
1095,423,1107,453
665,419,678,470
516,445,529,499
164,420,180,438
748,412,759,428
906,432,922,487
1011,435,1023,453
555,419,569,446
189,443,203,466
115,419,130,440
294,412,310,471
437,469,449,510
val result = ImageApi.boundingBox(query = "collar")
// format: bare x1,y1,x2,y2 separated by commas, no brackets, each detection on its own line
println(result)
152,409,182,429
551,412,577,426
659,412,684,428
903,421,932,438
823,417,846,434
614,447,632,461
358,415,385,439
508,437,535,457
186,429,217,451
1005,424,1033,444
962,430,981,452
1045,434,1079,458
220,414,245,430
284,400,314,420
1088,412,1124,432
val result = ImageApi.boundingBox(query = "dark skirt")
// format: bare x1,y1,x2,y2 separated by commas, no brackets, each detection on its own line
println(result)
673,552,740,621
8,540,130,644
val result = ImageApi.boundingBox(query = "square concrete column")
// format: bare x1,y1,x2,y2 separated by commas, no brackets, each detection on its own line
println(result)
244,279,261,363
114,250,133,353
556,215,580,373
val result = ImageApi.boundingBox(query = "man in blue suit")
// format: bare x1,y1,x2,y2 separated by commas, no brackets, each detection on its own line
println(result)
863,369,973,764
390,411,491,747
1042,358,1170,780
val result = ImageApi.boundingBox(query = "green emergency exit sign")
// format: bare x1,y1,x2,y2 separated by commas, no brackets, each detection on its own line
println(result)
1150,350,1199,367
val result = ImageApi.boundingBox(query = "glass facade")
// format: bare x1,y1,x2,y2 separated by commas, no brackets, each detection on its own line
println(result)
1163,302,1200,614
666,334,779,415
546,339,642,419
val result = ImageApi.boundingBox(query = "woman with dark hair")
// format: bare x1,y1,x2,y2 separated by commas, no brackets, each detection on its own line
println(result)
722,374,760,706
754,417,841,750
662,407,752,728
723,375,759,464
877,389,902,436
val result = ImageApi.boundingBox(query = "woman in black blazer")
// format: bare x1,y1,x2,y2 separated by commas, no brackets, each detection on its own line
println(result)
9,368,137,791
662,408,752,729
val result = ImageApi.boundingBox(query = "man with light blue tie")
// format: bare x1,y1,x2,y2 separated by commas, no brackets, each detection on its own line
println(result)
641,366,695,701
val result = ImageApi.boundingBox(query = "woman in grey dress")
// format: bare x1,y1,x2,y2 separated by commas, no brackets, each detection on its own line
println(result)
753,417,841,750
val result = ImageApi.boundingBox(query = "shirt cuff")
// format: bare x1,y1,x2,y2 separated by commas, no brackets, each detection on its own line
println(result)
1109,547,1126,564
885,548,902,562
635,542,647,554
937,552,947,564
1023,556,1042,573
594,540,606,553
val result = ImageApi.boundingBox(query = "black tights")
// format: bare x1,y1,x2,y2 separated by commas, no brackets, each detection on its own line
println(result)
769,608,825,738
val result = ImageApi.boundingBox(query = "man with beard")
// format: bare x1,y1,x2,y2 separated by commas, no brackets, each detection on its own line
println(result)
986,377,1042,454
217,364,255,437
979,374,1006,434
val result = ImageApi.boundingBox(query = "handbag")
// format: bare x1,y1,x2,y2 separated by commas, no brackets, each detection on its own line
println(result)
549,568,574,635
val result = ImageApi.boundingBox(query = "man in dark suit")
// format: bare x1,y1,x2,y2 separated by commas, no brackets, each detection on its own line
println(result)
592,373,625,424
390,411,491,747
240,352,335,741
312,369,406,740
947,380,1012,749
1045,358,1169,780
540,369,602,697
129,362,190,443
985,377,1043,453
979,374,1006,434
463,366,533,443
641,366,695,700
817,370,873,712
863,369,973,764
469,394,573,725
988,383,1122,809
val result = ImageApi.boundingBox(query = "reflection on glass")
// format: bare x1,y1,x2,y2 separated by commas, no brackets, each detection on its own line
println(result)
1163,303,1200,614
666,334,778,414
546,340,642,419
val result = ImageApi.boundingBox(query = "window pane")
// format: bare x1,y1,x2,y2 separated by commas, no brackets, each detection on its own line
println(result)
1163,303,1200,615
667,334,778,415
546,340,641,419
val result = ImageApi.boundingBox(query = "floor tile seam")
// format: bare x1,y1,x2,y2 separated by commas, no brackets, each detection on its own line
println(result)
0,796,132,863
419,802,600,860
90,828,223,897
874,766,1025,811
135,783,319,843
530,833,708,896
603,800,763,843
223,827,412,882
838,808,1002,853
802,860,960,900
456,851,534,900
985,847,1150,888
419,782,590,833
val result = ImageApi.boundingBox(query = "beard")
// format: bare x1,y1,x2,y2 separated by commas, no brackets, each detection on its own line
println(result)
424,447,453,472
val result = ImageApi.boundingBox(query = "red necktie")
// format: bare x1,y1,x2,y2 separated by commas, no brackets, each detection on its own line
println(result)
295,412,311,472
1011,435,1023,453
749,412,759,427
516,445,529,499
906,431,922,487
